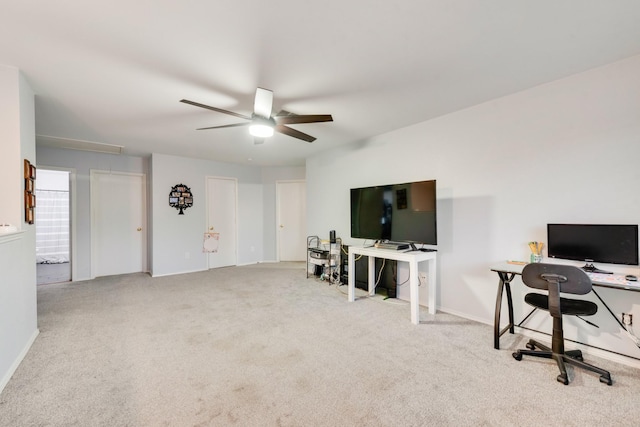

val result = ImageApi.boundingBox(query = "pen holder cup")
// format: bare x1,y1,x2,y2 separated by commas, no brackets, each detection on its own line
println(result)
530,254,542,263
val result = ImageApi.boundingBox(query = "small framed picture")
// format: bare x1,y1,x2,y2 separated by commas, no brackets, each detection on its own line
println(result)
185,197,193,204
25,192,32,208
169,197,178,203
24,159,31,178
29,164,36,179
25,178,33,193
31,193,36,208
25,207,34,224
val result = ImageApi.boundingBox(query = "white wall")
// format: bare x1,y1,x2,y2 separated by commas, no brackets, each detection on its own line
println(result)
0,66,38,392
306,54,640,365
36,146,147,280
0,65,21,227
150,154,293,276
34,149,304,278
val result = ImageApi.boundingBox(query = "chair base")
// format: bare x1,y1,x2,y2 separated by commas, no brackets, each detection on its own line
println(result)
513,339,612,386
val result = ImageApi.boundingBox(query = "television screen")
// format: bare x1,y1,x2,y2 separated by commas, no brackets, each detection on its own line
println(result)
547,224,639,266
350,180,436,244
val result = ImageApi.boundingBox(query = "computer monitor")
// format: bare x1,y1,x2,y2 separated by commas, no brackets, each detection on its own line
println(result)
547,224,639,273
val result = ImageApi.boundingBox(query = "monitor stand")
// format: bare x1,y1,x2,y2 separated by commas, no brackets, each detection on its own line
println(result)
581,260,613,275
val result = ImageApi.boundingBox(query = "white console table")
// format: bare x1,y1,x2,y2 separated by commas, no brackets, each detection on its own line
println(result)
347,246,437,324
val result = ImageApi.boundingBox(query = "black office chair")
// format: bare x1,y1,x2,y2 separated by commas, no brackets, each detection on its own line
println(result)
512,263,612,385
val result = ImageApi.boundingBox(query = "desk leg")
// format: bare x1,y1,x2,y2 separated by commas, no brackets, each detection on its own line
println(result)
592,289,628,332
348,251,355,302
494,272,515,349
427,258,436,315
368,256,375,296
409,259,420,324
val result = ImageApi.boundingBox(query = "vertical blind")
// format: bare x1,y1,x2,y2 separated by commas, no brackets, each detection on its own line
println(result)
35,189,69,263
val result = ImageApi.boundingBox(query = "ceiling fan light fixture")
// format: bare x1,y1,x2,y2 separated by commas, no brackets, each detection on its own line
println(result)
182,88,331,143
249,123,274,138
249,115,275,138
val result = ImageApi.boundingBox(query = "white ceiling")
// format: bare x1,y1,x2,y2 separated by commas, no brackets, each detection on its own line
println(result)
2,1,640,166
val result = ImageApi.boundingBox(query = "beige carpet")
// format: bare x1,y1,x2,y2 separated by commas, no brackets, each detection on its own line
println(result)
1,262,639,426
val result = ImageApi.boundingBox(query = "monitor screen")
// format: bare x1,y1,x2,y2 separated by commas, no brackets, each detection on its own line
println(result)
547,224,639,266
350,180,437,244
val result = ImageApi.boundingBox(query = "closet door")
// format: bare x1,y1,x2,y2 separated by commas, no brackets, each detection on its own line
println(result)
206,176,237,269
91,171,146,277
277,181,306,261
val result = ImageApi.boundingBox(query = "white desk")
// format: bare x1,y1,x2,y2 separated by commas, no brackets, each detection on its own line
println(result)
348,246,437,324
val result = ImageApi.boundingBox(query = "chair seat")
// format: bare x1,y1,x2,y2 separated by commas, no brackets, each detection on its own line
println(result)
525,292,597,316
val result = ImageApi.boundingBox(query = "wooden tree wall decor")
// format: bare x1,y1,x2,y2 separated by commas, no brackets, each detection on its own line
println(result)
169,183,193,215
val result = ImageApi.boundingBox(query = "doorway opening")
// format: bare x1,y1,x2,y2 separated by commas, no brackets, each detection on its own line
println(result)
35,169,71,285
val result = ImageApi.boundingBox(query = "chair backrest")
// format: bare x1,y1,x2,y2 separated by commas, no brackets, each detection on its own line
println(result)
522,263,592,295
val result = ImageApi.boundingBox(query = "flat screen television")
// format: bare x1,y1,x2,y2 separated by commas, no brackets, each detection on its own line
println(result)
547,224,639,273
350,180,437,245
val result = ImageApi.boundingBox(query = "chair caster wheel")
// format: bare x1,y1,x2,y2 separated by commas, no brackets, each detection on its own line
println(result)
526,342,535,350
557,374,568,385
600,375,612,386
512,352,522,361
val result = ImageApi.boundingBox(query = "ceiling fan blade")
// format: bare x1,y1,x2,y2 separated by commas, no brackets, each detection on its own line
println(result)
180,99,252,121
197,122,250,130
275,125,316,143
275,114,333,125
253,88,273,118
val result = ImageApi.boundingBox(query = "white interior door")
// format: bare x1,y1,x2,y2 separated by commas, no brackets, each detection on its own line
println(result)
207,177,237,269
91,171,146,278
277,181,306,261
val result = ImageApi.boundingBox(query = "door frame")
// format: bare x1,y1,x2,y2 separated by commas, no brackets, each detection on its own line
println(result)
90,170,147,279
36,165,77,281
205,175,239,269
275,179,306,262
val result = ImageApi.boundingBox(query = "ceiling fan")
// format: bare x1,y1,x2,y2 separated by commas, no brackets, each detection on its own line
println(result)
180,88,333,144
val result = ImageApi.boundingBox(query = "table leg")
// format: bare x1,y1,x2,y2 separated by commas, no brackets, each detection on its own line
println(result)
494,271,515,349
409,259,419,324
348,251,355,302
368,256,375,296
427,258,436,315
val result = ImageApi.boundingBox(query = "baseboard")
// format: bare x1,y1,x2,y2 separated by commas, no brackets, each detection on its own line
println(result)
150,262,287,276
437,306,491,326
437,307,640,369
0,328,40,394
150,268,207,278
